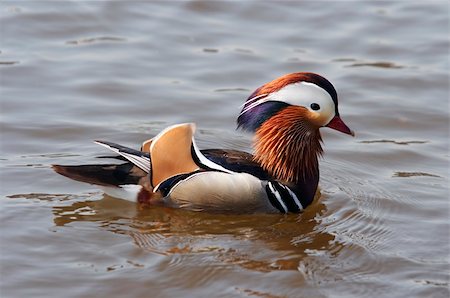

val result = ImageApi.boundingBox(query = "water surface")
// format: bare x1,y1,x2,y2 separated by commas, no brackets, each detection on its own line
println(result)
1,1,449,297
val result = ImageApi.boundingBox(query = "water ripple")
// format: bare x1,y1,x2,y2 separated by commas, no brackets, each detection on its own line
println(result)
360,139,428,145
347,61,405,69
66,36,127,45
393,171,441,178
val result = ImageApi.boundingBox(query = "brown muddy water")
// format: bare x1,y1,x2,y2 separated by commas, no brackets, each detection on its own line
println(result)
1,1,449,297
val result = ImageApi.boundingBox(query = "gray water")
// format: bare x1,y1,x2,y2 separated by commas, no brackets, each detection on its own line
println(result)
1,1,449,297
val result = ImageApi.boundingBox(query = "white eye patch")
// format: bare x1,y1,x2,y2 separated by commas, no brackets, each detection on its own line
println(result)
241,81,336,126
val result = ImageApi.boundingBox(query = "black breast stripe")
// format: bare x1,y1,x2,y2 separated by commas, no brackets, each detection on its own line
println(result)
265,181,303,213
265,183,287,213
272,182,301,213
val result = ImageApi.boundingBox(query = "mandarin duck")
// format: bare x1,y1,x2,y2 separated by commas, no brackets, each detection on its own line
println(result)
53,72,354,213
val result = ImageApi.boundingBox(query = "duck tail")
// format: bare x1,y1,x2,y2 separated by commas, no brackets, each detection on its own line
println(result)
52,162,147,187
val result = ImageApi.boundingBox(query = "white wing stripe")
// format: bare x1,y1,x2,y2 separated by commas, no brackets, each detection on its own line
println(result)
94,141,150,173
191,139,234,174
122,153,150,173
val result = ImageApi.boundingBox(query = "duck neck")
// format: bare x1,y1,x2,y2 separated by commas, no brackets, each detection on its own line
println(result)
253,108,322,204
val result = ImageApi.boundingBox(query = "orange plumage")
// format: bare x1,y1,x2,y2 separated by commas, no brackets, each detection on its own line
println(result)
253,106,323,183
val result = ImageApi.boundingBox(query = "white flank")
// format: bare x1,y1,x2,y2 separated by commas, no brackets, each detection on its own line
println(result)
165,171,276,213
99,184,142,202
156,171,204,195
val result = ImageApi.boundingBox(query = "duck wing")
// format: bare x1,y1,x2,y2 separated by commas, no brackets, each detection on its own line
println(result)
201,149,270,180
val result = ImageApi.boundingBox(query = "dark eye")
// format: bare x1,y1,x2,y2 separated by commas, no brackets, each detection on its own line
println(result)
310,103,320,111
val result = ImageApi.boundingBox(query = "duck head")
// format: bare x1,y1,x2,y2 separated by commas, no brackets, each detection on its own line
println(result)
237,72,354,183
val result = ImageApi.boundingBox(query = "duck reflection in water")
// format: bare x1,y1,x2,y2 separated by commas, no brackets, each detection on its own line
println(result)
50,193,337,272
